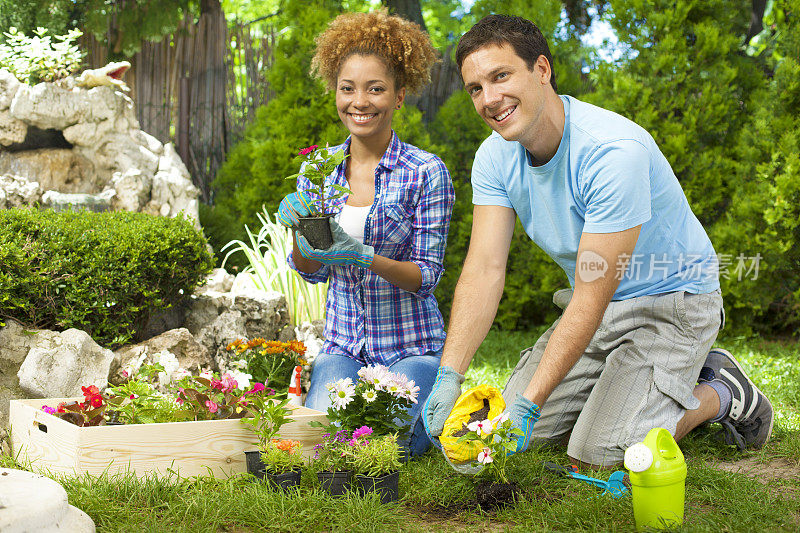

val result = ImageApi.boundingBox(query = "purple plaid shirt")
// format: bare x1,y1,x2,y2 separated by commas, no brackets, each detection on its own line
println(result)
287,132,455,366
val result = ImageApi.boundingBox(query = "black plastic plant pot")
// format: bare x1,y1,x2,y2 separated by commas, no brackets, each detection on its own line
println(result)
356,471,400,504
317,470,352,497
244,450,265,480
297,215,334,250
263,469,302,490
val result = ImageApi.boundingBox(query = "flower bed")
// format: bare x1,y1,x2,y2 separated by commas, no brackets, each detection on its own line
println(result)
9,398,326,479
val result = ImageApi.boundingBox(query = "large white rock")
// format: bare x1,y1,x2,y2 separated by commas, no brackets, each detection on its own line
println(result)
110,168,152,212
0,69,21,110
16,329,114,398
0,109,26,146
9,82,89,130
110,328,213,385
0,468,95,533
0,320,39,425
0,175,41,208
201,268,235,294
0,149,98,193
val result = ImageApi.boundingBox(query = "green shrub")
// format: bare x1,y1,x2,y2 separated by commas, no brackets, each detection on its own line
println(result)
0,26,84,84
0,208,214,347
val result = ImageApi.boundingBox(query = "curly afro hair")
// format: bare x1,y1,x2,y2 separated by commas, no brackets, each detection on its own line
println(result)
311,9,438,95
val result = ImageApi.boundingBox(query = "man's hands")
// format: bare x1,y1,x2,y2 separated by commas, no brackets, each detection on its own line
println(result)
277,191,313,227
296,219,374,268
508,394,541,454
422,366,465,448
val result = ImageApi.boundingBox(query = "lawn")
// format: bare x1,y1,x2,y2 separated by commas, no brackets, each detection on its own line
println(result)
2,329,799,532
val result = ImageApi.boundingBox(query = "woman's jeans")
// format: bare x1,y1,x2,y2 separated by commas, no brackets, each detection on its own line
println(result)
305,352,440,458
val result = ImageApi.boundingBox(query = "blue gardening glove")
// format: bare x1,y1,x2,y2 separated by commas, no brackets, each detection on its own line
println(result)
422,366,465,449
277,191,314,227
296,218,374,268
507,394,541,454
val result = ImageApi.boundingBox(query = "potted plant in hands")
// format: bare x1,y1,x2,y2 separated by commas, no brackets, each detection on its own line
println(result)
456,412,525,509
347,427,402,504
260,439,305,490
239,384,292,479
312,429,353,496
285,144,351,249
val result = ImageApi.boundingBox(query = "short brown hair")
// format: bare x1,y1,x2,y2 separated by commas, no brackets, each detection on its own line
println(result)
311,9,438,95
456,14,558,92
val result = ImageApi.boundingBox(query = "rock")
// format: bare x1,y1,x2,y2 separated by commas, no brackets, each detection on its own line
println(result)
186,290,289,361
16,328,114,398
0,427,9,457
0,320,38,425
110,328,213,385
9,82,89,130
41,189,115,212
0,175,42,208
0,149,99,193
0,468,96,533
230,272,261,295
0,109,27,146
0,69,21,110
151,143,200,225
134,129,163,155
136,298,192,342
294,319,325,369
110,168,152,212
201,268,235,294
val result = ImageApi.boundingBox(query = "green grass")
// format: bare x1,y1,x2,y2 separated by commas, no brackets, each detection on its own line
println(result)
2,329,799,532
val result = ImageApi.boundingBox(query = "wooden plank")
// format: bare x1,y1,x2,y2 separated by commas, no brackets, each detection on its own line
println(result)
10,398,327,480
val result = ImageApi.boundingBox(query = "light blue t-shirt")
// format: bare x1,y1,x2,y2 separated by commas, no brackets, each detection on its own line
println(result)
472,95,719,300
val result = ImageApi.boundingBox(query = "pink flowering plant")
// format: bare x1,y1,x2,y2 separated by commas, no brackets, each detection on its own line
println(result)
285,144,350,215
311,428,354,472
313,365,420,437
456,412,522,484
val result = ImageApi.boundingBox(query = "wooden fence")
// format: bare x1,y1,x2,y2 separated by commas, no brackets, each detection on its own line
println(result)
80,13,276,203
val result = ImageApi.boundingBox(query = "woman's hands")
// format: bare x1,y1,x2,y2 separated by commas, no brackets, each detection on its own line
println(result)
296,219,374,268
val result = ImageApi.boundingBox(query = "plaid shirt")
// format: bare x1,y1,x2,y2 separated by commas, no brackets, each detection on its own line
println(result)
287,132,455,366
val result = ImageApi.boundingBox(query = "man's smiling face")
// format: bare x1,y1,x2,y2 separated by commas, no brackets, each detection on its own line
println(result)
461,43,548,147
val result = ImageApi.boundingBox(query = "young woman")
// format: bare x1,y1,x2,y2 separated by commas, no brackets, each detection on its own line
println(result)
277,10,454,457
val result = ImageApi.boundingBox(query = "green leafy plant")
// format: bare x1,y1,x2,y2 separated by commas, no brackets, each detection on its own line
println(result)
261,439,305,475
221,212,328,325
456,412,522,484
285,144,350,216
239,387,292,452
0,26,84,84
0,208,213,348
105,364,186,424
347,429,401,477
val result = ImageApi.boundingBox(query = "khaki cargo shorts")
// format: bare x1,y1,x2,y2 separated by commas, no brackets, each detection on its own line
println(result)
503,288,723,466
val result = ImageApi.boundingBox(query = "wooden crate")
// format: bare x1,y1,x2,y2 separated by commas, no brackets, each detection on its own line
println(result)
9,397,327,479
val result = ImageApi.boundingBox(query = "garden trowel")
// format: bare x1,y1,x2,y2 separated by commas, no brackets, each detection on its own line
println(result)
543,461,629,498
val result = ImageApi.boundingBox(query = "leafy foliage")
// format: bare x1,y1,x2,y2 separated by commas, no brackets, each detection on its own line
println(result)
0,26,85,83
0,208,213,347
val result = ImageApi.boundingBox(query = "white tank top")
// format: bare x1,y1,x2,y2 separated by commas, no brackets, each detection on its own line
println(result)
337,204,372,244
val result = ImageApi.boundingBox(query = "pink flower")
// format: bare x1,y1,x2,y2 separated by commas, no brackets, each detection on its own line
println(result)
352,426,373,440
129,394,138,400
121,369,129,378
205,400,218,413
220,373,238,392
248,382,266,394
477,447,494,465
41,405,56,415
299,144,318,156
176,397,184,405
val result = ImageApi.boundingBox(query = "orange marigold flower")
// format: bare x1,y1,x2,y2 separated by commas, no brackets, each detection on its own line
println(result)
288,341,307,356
265,346,284,355
247,338,266,349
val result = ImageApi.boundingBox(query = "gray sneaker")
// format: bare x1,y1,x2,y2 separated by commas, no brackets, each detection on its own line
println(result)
699,348,774,450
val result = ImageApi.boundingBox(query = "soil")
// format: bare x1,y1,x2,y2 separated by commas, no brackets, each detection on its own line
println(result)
710,455,800,494
451,399,491,438
474,481,522,510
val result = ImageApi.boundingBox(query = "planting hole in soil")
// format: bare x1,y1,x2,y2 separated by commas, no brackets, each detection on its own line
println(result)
475,481,522,510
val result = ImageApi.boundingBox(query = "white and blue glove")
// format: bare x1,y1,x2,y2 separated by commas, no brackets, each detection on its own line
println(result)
507,393,541,454
277,191,314,227
422,366,465,449
296,218,374,268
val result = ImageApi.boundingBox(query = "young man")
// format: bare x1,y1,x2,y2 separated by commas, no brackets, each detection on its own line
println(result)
422,14,773,467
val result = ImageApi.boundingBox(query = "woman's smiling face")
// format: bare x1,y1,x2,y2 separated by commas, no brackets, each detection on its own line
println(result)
336,54,405,141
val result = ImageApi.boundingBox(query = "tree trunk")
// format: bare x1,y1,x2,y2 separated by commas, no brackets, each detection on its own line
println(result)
383,0,426,31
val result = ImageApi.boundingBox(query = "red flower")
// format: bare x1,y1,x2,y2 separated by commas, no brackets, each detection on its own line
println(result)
299,144,318,156
81,385,100,398
89,394,103,408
